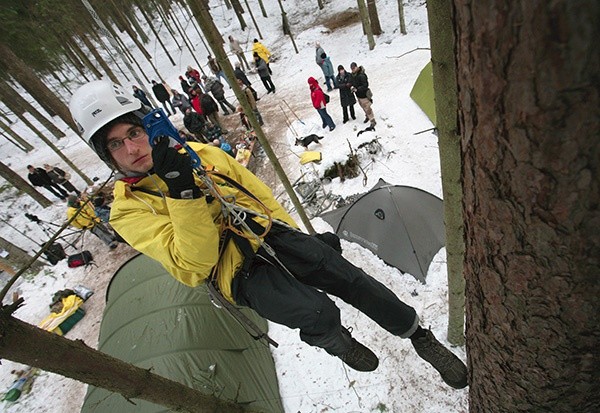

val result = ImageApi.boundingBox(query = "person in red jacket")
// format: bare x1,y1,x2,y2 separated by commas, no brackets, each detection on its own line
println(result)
308,77,335,131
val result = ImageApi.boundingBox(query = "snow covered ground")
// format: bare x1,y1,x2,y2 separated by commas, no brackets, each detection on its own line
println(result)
0,0,469,411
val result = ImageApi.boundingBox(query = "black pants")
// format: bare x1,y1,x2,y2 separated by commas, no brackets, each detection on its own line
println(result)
43,184,68,199
342,104,356,122
232,228,419,356
260,76,275,93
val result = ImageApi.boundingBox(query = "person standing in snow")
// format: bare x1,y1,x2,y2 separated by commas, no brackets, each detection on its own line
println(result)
171,89,192,115
151,80,175,116
320,52,336,92
254,53,275,94
203,75,236,115
183,107,207,142
185,66,202,84
234,62,259,102
179,76,192,96
315,41,325,68
252,39,272,74
200,89,228,133
237,78,264,127
229,35,251,71
308,77,336,132
207,55,230,87
132,85,152,108
335,65,356,123
68,80,468,390
44,164,81,196
27,165,68,200
349,62,376,127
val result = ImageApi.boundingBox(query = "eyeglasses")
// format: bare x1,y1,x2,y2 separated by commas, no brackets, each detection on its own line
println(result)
106,127,146,152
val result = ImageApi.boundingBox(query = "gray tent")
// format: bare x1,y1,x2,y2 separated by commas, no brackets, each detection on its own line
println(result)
320,179,445,283
81,254,284,413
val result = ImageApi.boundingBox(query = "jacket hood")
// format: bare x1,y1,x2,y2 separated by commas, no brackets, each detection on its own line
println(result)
307,77,319,88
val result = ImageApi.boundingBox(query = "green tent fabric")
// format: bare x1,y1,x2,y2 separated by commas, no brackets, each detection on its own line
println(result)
410,61,436,125
81,254,284,413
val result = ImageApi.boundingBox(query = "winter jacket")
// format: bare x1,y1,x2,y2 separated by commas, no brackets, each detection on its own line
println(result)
242,86,257,110
133,88,152,107
350,66,370,99
255,57,270,79
183,111,206,134
28,168,53,187
67,201,100,230
190,94,203,114
315,46,325,66
172,92,192,113
186,68,202,83
205,77,226,100
152,83,170,103
234,67,251,86
46,167,68,185
335,71,356,107
308,77,327,109
322,56,335,77
180,78,192,94
109,142,297,302
252,41,271,63
201,94,219,115
229,38,244,54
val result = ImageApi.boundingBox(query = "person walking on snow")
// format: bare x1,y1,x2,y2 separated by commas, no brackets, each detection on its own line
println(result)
229,35,251,71
207,55,230,87
320,52,336,92
27,165,68,200
203,75,236,115
335,65,356,123
151,80,175,116
68,80,468,390
252,39,272,74
349,62,376,126
44,164,81,196
200,90,228,133
179,76,192,96
234,62,259,102
254,53,275,94
308,77,336,132
132,85,152,108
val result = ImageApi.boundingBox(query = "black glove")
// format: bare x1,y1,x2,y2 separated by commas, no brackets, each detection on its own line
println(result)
314,232,342,254
151,136,200,199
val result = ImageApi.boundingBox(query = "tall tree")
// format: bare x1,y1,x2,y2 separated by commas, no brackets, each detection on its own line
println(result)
79,34,121,83
426,0,465,345
0,161,51,208
397,0,407,34
367,0,383,35
456,0,599,410
0,119,35,152
356,0,375,50
0,43,78,132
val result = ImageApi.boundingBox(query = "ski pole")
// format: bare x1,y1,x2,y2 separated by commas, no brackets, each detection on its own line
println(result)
282,99,305,125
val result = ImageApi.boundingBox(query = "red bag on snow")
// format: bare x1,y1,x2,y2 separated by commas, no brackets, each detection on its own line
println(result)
67,251,93,268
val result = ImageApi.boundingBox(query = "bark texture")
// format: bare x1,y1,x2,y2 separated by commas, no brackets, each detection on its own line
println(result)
456,1,600,411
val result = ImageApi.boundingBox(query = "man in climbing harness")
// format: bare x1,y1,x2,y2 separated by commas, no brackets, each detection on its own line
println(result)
69,81,467,389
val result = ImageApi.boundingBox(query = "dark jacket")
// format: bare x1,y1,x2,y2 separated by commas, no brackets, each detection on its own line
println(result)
200,94,219,115
205,78,226,100
46,167,68,185
180,78,192,94
234,67,251,86
133,88,152,107
350,66,369,99
255,57,270,79
335,71,356,107
172,92,192,113
152,83,170,102
28,168,53,187
208,58,221,74
183,111,206,134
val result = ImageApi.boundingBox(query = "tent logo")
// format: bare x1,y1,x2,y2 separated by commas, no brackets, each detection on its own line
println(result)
374,209,385,220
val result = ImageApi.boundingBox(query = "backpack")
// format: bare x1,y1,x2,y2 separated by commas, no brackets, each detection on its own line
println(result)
44,242,66,265
67,251,93,268
324,93,330,104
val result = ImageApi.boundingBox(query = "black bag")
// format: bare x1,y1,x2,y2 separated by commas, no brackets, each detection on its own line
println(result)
44,242,66,265
324,93,330,103
67,251,93,268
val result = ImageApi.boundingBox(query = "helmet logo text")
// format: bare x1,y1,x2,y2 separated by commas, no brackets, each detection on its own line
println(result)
91,108,103,117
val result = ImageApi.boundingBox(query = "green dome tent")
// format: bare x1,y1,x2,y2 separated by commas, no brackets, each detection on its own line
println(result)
81,254,284,413
410,61,436,125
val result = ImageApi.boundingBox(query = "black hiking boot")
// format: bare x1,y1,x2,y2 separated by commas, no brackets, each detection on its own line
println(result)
411,329,468,389
338,328,379,372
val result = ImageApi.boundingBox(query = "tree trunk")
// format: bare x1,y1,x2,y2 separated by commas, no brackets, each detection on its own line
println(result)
63,41,91,81
68,37,103,79
0,161,51,208
257,0,268,17
231,0,247,30
0,82,66,140
189,1,316,234
0,312,252,413
79,34,121,84
134,1,177,66
0,119,34,152
0,44,78,132
244,0,263,40
317,0,324,10
0,236,43,273
357,0,375,50
277,0,299,53
456,0,600,410
427,0,465,346
397,0,407,34
367,0,383,35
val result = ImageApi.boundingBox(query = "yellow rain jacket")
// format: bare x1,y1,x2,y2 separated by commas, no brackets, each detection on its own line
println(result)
67,200,100,229
109,143,297,302
252,41,271,64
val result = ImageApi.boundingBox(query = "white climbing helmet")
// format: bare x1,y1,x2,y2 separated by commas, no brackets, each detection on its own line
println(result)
69,80,142,144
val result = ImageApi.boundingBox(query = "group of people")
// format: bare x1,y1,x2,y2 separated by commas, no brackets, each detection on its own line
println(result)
65,30,468,389
27,164,80,201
